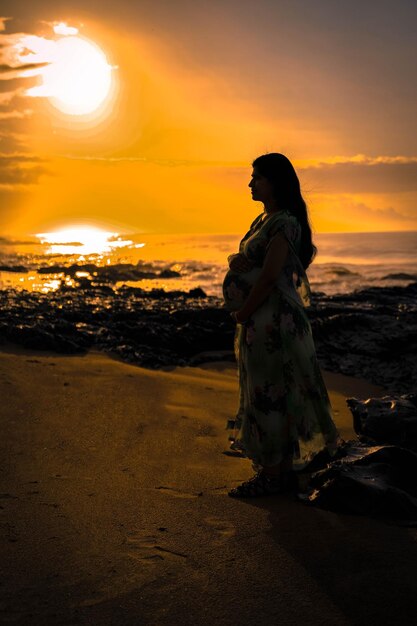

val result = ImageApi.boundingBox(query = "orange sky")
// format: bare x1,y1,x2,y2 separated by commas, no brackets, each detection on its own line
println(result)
1,1,417,236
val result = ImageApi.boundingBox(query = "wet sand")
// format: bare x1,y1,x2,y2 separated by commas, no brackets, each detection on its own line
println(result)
1,346,416,625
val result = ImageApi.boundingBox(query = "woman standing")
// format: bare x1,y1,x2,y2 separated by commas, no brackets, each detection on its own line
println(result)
223,153,339,497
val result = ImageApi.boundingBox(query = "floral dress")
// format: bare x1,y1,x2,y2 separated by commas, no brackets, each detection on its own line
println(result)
222,210,339,469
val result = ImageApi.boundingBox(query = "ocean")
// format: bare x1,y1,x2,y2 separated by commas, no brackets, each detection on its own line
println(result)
0,229,416,297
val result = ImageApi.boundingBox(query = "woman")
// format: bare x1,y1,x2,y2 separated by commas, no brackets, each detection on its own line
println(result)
223,153,340,498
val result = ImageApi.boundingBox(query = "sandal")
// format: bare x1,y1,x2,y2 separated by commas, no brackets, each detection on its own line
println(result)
228,471,286,498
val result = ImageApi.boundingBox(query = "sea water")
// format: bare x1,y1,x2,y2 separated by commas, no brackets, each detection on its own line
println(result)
0,230,416,297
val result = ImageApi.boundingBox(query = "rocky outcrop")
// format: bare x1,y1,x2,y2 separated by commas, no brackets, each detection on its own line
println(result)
305,392,417,523
0,281,415,392
309,282,417,393
307,442,417,522
347,394,417,450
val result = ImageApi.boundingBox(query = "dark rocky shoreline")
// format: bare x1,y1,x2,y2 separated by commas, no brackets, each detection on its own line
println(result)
0,280,416,393
310,283,417,393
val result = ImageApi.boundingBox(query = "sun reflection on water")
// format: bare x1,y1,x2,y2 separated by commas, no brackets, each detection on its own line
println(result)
40,279,62,293
35,226,138,256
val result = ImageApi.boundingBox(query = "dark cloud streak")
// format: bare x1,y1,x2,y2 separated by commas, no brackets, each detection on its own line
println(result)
0,153,49,186
0,61,49,74
300,161,417,194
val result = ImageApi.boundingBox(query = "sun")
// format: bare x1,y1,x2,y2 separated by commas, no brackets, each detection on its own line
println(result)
26,35,114,116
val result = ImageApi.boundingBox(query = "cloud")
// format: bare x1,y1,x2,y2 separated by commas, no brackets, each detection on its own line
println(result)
0,152,49,186
0,185,30,228
0,18,11,32
299,156,417,194
0,165,47,186
0,20,52,182
0,235,39,245
0,23,54,100
307,192,417,233
0,130,29,152
0,90,22,105
0,61,49,79
298,154,417,167
62,152,417,195
0,109,32,119
61,154,249,168
341,200,410,222
0,154,45,164
52,22,79,36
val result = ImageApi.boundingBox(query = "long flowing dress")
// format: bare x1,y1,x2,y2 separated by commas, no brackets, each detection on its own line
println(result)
222,210,339,470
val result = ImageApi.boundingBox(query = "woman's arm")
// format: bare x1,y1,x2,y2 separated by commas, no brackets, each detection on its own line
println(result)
232,233,289,323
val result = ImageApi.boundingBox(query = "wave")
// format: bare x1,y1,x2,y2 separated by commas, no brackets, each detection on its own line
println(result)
0,236,41,246
322,265,361,276
381,272,417,281
36,261,181,283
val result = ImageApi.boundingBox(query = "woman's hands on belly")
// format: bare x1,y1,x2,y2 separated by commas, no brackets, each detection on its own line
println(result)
222,264,263,311
227,252,255,272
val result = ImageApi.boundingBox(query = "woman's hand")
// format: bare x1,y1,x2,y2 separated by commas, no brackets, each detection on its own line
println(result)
230,310,249,324
228,253,255,273
230,233,289,322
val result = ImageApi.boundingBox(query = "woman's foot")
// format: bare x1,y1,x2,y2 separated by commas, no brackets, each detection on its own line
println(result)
228,470,286,498
228,469,298,498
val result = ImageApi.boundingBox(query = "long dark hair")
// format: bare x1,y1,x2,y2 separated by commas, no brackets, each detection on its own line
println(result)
252,153,317,269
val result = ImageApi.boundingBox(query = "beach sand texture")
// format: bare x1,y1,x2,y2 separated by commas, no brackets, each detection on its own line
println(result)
1,347,417,625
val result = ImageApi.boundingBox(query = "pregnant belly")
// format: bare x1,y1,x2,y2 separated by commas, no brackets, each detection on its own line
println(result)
222,266,263,311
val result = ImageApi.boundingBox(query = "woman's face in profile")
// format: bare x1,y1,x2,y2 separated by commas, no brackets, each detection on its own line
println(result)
248,168,275,204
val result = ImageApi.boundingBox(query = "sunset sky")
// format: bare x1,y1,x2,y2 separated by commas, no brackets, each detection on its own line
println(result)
1,0,416,236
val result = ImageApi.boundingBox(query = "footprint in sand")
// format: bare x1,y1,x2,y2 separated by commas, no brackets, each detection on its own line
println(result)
204,517,236,546
196,424,216,437
124,531,188,563
156,486,203,499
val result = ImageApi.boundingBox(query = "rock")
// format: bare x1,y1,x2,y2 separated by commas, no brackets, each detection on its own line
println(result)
304,390,417,522
309,282,417,393
307,442,417,522
347,394,417,450
37,262,179,283
159,269,181,278
0,265,28,272
6,324,86,354
188,287,207,298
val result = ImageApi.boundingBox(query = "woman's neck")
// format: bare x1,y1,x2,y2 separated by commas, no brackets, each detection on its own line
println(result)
262,204,283,217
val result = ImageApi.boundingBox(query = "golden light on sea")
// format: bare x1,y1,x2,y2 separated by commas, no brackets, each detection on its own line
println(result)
35,226,136,256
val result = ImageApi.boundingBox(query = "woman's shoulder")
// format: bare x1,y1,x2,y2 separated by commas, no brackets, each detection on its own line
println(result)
275,209,297,222
264,210,298,229
249,211,299,238
264,210,300,243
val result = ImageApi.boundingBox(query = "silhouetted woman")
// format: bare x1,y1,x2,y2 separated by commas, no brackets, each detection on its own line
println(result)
223,153,339,497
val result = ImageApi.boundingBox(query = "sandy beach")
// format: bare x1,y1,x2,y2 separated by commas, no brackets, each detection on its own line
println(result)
1,345,417,626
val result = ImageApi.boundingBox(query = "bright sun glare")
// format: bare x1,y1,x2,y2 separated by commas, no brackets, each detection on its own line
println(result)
25,34,114,116
36,226,135,256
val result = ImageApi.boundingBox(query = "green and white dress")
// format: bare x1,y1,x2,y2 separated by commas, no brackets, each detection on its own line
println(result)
222,210,339,469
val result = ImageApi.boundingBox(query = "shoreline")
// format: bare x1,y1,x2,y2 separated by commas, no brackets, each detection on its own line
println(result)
1,280,416,394
3,346,416,625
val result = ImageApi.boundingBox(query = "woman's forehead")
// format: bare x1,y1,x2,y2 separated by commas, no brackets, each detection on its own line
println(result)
252,167,267,179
